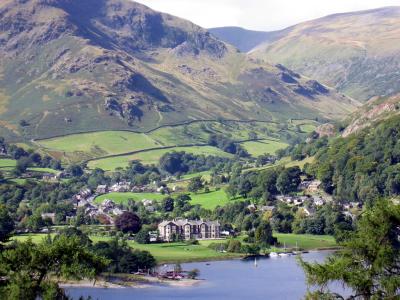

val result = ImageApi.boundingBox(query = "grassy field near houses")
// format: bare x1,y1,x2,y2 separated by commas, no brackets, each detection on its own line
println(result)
94,189,239,210
94,192,167,204
11,232,337,263
273,233,337,250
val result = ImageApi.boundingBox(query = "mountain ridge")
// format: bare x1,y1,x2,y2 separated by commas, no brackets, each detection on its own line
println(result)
0,0,359,141
250,6,400,101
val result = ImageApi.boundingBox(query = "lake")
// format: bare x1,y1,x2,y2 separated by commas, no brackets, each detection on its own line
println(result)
67,251,348,300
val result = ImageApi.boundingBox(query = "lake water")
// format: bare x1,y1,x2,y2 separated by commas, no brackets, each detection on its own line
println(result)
67,251,348,300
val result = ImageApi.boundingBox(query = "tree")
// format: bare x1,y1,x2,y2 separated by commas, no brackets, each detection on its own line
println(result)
276,167,301,194
91,238,156,273
26,214,45,232
15,157,31,174
188,176,204,193
135,227,151,244
67,164,83,177
299,200,400,299
115,212,141,234
175,194,191,209
0,235,107,299
162,197,174,212
227,240,242,253
0,205,14,244
255,221,277,247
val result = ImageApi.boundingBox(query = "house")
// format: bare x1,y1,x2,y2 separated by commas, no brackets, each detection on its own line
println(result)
260,206,275,212
307,180,321,193
41,213,56,223
303,207,316,217
96,185,108,194
110,182,131,192
158,219,220,241
298,180,312,190
42,173,59,182
142,199,153,207
247,204,257,211
145,206,155,213
313,196,325,206
149,231,158,242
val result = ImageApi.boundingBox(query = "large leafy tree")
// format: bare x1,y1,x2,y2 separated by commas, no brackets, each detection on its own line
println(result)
0,235,108,300
115,212,141,233
299,200,400,299
0,205,14,245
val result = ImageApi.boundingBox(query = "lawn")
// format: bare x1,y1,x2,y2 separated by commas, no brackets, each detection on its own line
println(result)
27,167,60,174
37,131,161,156
189,189,241,210
274,233,337,250
88,236,242,263
241,139,288,157
94,192,167,205
88,146,233,170
0,158,16,169
93,189,238,210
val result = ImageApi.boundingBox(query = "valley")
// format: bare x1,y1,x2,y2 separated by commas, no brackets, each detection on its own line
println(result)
0,1,399,299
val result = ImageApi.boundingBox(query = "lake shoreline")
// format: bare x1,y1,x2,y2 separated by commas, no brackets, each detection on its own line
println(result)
63,249,338,290
61,276,202,289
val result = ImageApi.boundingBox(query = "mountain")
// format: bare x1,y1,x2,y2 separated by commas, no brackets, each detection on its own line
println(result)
209,27,284,53
0,0,358,140
343,93,400,137
251,7,400,101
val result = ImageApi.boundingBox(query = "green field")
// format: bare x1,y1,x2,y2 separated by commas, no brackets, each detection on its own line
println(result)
0,158,16,169
94,192,167,204
27,167,60,174
189,189,239,210
274,233,337,250
94,189,238,210
37,131,162,157
88,146,233,170
241,139,288,157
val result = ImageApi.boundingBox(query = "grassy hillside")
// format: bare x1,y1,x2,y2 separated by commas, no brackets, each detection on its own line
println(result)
33,119,324,170
252,7,400,101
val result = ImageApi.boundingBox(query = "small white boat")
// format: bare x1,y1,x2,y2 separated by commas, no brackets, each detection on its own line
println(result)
269,252,279,258
254,257,258,267
278,252,289,257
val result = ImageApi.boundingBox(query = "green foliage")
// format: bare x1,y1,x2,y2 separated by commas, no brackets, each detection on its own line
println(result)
159,151,231,175
254,221,277,247
310,116,400,203
299,200,400,299
276,166,301,194
227,239,242,253
187,176,204,193
0,235,107,300
0,205,14,244
91,238,156,273
115,212,141,234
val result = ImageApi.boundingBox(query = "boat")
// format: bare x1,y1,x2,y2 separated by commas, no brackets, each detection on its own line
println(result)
278,252,289,257
269,252,279,258
254,257,258,267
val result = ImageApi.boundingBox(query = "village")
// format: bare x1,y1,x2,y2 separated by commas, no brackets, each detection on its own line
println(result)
34,177,363,243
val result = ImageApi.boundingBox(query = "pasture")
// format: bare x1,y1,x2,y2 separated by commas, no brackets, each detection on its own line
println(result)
88,145,233,170
240,139,288,156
